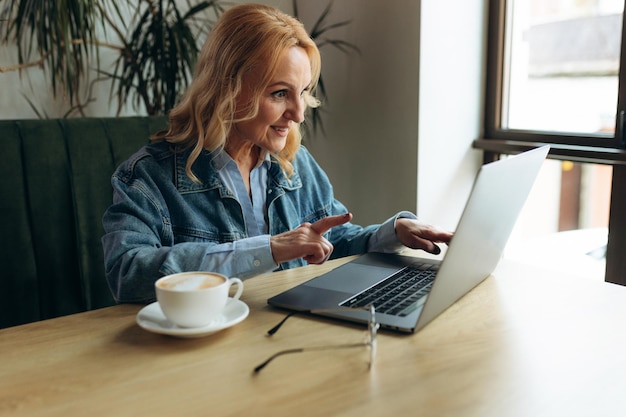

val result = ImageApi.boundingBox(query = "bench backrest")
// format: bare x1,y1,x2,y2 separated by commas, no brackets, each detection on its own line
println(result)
0,116,167,328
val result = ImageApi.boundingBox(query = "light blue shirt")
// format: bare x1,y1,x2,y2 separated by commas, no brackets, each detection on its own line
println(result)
213,149,271,236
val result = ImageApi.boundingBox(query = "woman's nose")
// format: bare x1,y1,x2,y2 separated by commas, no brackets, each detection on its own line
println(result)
285,98,305,124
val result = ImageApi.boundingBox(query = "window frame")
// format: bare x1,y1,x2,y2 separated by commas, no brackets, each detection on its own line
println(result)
478,0,626,164
476,0,626,285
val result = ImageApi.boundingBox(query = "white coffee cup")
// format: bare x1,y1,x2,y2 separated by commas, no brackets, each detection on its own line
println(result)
155,272,244,328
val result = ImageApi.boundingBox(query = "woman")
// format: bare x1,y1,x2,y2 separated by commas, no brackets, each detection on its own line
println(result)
102,4,452,303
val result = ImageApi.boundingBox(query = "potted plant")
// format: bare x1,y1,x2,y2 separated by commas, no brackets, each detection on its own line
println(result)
0,0,223,116
0,0,357,128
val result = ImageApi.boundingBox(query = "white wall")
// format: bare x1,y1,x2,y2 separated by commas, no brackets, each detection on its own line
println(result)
0,0,488,231
417,0,487,230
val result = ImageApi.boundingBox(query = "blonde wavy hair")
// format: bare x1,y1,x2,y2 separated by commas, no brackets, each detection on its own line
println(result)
152,3,321,182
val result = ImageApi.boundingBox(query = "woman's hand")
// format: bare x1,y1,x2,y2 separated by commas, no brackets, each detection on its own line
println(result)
395,218,453,255
270,213,353,265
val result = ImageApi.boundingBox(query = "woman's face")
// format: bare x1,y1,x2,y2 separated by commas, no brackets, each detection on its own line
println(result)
230,46,312,153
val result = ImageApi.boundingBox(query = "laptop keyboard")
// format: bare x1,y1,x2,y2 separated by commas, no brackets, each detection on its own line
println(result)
340,263,438,316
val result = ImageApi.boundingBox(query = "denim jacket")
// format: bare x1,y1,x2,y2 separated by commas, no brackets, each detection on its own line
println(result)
102,142,389,303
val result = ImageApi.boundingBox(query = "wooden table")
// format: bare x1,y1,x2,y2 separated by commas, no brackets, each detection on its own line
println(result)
2,256,626,417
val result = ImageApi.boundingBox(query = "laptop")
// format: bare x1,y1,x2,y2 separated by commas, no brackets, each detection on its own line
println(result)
268,146,550,333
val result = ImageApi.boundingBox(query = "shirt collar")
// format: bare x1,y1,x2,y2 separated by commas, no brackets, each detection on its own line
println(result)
211,148,232,172
212,147,271,172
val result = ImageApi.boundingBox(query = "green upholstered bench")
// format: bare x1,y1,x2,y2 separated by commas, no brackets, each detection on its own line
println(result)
0,116,167,328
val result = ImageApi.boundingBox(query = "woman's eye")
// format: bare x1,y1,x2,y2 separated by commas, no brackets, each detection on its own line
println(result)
272,90,288,99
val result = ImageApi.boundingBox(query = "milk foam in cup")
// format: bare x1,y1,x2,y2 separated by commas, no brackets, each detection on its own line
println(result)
155,272,244,328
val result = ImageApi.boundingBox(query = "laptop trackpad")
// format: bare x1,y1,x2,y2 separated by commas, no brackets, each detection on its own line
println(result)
305,263,397,293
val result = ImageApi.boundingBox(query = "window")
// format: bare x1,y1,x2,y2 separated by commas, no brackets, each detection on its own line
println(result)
477,0,626,285
504,0,621,137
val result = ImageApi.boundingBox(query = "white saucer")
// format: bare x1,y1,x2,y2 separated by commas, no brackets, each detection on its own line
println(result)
136,298,249,338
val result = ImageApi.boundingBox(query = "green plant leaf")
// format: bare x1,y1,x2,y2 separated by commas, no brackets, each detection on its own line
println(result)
0,0,105,106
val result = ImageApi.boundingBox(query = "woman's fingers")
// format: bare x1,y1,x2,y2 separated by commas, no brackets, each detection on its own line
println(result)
310,213,352,235
270,213,352,264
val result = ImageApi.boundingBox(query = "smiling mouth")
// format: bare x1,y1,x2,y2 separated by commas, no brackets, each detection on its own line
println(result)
273,126,289,134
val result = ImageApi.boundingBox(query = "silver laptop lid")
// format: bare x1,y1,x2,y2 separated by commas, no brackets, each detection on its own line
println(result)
414,145,549,331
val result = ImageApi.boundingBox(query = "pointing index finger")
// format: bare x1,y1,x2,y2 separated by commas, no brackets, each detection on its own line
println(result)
310,213,353,235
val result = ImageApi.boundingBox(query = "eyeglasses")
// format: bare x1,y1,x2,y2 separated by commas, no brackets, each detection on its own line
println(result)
253,305,379,373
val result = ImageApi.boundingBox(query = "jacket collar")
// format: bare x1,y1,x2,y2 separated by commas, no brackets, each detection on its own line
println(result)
172,146,302,193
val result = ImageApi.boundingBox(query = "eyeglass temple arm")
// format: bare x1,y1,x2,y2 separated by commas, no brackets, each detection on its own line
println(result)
266,306,375,336
266,312,298,336
253,342,370,374
253,348,304,373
